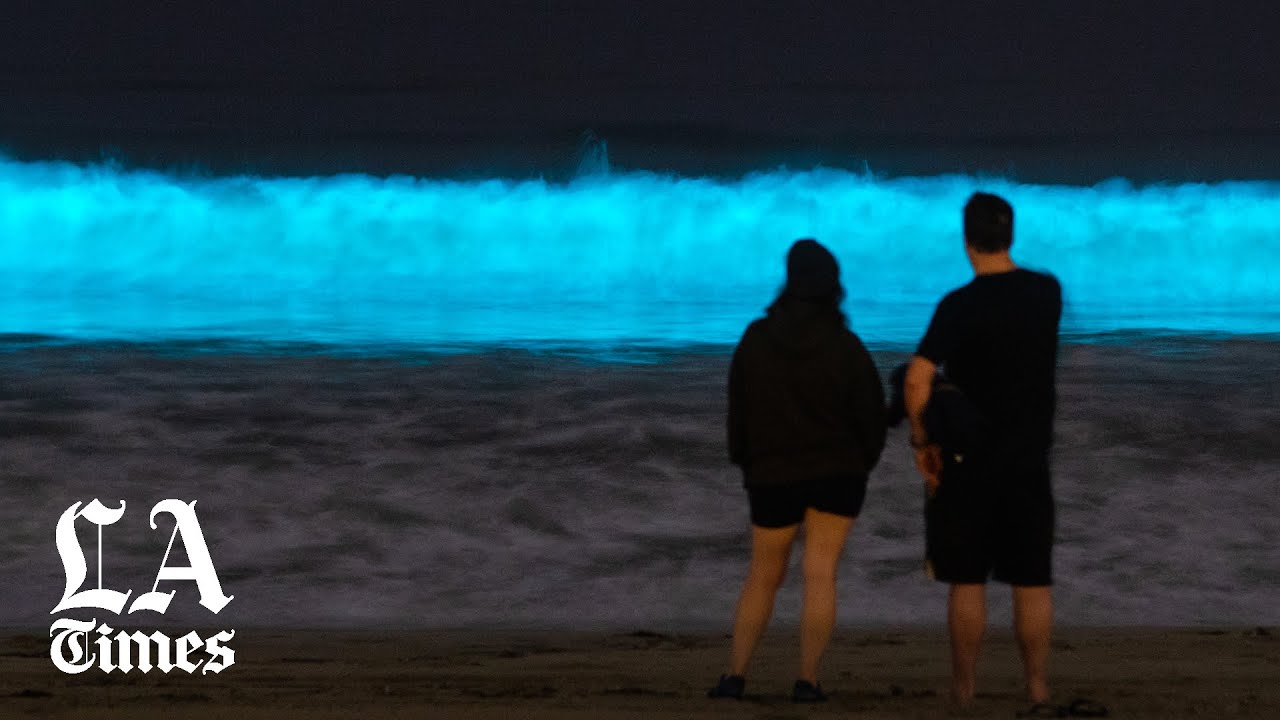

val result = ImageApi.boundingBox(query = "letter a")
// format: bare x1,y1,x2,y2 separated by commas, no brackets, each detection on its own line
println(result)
50,500,131,615
128,500,233,615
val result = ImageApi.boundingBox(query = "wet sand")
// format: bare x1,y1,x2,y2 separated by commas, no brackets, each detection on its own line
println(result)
3,626,1276,718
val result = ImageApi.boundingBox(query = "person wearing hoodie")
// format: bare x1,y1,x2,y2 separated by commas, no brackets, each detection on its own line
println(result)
709,238,887,703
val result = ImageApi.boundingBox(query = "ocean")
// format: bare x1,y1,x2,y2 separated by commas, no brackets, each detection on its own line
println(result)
2,156,1278,631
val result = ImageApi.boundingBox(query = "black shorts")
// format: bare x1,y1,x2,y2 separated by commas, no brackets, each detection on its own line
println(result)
747,475,868,529
925,457,1054,586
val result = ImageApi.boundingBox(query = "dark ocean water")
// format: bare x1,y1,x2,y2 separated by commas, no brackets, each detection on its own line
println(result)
5,333,1277,630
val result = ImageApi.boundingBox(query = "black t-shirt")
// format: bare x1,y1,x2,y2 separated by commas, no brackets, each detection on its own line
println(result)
916,268,1062,462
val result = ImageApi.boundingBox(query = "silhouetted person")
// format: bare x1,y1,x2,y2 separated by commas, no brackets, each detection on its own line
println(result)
710,238,887,703
905,193,1062,713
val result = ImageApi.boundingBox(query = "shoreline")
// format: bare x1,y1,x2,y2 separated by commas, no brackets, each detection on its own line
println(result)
4,626,1276,718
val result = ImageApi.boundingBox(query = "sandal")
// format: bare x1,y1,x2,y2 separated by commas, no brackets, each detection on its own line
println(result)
1016,702,1066,718
1066,698,1109,717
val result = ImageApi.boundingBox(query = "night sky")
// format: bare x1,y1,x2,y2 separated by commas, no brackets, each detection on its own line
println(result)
3,1,1279,180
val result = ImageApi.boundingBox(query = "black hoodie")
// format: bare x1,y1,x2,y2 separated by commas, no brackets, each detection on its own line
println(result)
727,299,887,488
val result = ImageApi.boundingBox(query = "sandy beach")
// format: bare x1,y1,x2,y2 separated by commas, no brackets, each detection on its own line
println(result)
3,626,1276,719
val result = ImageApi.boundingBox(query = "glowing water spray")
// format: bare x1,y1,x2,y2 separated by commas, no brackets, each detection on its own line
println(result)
1,157,1275,350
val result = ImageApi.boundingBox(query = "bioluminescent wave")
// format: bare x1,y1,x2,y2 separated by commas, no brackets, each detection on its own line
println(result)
1,158,1276,350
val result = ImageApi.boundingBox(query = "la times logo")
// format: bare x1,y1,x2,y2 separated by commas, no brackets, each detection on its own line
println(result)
49,499,236,675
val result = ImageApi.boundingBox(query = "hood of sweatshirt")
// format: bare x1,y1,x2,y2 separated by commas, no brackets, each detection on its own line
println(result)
763,300,843,355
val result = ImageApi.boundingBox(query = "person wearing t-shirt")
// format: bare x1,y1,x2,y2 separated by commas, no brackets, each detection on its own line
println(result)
905,192,1063,713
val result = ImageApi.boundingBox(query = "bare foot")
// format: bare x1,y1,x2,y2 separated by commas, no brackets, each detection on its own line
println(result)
945,690,980,717
948,685,976,715
1027,679,1051,705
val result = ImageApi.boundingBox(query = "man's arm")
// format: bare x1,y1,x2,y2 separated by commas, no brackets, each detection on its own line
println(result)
905,354,943,494
904,354,935,444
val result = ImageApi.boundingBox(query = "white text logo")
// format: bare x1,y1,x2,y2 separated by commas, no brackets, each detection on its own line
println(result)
49,499,236,675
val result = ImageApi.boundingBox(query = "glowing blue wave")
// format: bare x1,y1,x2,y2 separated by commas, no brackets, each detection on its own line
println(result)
1,158,1276,349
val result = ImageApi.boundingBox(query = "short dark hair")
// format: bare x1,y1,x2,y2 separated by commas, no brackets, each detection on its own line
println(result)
963,192,1014,253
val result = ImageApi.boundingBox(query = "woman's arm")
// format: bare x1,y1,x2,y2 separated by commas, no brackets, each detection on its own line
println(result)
727,340,748,467
851,338,888,472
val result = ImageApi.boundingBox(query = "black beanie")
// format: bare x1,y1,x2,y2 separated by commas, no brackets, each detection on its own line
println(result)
785,238,840,299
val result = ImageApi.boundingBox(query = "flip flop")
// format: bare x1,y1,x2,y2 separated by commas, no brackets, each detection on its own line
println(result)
1066,698,1109,717
1016,702,1066,718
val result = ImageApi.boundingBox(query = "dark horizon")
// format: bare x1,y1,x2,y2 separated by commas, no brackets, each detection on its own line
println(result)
3,1,1279,181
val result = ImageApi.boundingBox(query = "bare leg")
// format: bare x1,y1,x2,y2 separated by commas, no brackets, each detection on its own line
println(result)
798,508,854,684
728,523,799,676
1012,585,1052,703
948,583,986,708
